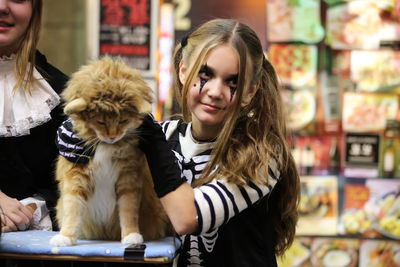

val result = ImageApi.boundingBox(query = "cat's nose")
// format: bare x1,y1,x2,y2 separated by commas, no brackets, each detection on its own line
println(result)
105,136,119,144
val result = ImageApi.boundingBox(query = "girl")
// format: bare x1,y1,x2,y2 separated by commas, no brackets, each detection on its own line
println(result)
0,0,68,233
139,18,300,266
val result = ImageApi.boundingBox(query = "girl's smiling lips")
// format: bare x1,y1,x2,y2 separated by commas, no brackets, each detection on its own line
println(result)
0,21,13,31
201,102,223,112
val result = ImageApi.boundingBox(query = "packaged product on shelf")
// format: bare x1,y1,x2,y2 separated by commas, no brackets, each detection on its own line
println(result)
326,0,400,50
282,88,317,134
277,237,312,267
340,180,373,236
266,0,324,43
320,70,342,134
268,44,318,89
344,133,380,178
379,119,400,178
297,176,339,236
310,237,359,267
359,239,400,267
291,136,342,176
342,92,398,133
350,50,400,93
340,178,400,240
328,137,341,176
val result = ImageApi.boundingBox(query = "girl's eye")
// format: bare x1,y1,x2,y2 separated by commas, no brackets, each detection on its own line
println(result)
198,65,213,80
226,77,238,88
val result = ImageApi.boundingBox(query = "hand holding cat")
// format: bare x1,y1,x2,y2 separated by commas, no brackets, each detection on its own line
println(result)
0,191,34,232
138,114,184,198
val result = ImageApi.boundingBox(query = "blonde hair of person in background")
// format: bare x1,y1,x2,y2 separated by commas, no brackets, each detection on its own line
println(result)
13,0,42,93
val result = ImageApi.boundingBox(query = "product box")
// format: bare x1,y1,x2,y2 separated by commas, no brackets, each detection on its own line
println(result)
290,136,343,177
282,88,317,134
326,0,400,50
343,133,380,178
342,92,398,133
350,50,400,93
277,237,312,267
310,237,359,267
268,44,318,89
339,178,400,240
266,0,324,43
311,238,362,267
297,176,339,236
359,239,400,267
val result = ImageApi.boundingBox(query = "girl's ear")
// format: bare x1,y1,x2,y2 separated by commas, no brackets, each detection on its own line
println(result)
241,82,260,107
178,60,187,84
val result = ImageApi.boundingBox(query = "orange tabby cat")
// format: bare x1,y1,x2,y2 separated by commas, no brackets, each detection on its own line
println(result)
50,56,171,247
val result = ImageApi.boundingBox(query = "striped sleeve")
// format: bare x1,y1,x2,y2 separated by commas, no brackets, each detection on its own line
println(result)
55,119,94,164
193,158,280,235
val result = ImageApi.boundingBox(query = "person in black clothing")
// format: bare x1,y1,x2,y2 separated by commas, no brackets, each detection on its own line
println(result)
136,19,301,266
0,0,68,233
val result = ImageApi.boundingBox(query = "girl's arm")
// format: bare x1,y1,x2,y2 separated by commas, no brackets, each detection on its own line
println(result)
159,160,280,235
140,114,280,235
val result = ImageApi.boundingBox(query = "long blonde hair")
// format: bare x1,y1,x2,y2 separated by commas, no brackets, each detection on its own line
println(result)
172,18,300,255
14,0,43,94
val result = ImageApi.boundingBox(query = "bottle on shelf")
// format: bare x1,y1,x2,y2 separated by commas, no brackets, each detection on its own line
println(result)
383,138,395,178
328,137,341,175
301,141,315,176
383,119,398,178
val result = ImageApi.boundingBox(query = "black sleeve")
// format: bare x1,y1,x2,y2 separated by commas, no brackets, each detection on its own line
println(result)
138,114,184,197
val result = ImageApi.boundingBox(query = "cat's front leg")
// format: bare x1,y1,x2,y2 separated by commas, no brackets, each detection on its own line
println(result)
50,161,91,246
50,192,88,246
117,173,144,244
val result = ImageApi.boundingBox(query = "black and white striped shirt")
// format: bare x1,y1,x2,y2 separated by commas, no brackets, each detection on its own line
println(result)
160,120,280,267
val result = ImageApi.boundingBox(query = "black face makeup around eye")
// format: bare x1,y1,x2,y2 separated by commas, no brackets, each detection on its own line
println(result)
198,64,213,78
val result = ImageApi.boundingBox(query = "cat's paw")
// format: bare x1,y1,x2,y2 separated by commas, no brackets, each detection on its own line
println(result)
122,232,143,244
50,234,74,247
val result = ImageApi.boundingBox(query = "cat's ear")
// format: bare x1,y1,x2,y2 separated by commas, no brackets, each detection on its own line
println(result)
64,98,87,115
138,100,152,114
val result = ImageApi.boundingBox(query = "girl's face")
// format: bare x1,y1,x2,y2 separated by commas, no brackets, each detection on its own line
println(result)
180,44,239,139
0,0,32,56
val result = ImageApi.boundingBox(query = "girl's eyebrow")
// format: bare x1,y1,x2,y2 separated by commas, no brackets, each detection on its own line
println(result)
200,64,238,80
199,64,213,73
226,74,238,81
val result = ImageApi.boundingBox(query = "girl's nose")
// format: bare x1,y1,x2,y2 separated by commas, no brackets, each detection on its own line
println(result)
206,79,224,99
0,1,10,15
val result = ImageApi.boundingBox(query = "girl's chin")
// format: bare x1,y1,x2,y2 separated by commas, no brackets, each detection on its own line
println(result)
196,117,224,127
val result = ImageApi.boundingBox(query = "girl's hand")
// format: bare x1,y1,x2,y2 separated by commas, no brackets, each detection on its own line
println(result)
0,191,33,232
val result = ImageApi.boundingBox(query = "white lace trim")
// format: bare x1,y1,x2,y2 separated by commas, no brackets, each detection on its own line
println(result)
0,54,16,61
0,55,60,137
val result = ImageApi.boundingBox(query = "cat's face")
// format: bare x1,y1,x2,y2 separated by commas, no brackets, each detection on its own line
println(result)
86,110,141,144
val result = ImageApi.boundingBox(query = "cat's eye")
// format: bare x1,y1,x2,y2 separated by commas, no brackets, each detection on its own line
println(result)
120,119,128,124
96,120,105,125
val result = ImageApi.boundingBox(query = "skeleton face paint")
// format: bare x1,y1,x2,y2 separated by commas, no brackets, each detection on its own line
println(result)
198,64,211,94
199,77,207,94
230,87,236,102
198,63,238,102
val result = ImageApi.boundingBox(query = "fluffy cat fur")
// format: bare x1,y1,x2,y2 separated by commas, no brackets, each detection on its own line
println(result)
50,56,171,247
